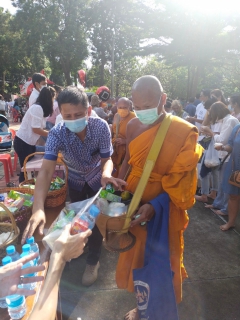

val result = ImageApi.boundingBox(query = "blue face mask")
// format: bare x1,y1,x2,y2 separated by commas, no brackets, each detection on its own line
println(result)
64,116,88,133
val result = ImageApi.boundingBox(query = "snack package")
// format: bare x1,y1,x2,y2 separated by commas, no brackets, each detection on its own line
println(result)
10,198,25,209
8,190,33,201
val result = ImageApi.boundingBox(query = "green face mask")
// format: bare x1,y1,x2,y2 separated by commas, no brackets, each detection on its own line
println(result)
135,96,162,125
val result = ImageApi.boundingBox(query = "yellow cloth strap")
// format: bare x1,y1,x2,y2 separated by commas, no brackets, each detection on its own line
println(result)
124,114,172,225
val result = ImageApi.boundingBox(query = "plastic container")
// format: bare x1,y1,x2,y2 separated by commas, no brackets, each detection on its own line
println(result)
26,236,40,265
19,244,36,290
6,295,26,319
71,204,100,235
6,245,20,262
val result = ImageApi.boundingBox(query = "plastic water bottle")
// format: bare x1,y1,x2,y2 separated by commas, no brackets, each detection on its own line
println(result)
1,257,26,318
6,295,26,319
26,236,40,265
71,204,100,234
0,256,13,308
19,244,37,290
6,245,20,262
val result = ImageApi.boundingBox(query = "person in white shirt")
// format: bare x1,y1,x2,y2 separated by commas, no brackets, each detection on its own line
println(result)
187,89,211,134
0,95,6,115
14,87,56,182
195,102,239,206
29,73,47,107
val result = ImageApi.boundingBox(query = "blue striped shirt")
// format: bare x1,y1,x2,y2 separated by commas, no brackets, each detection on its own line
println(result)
44,117,113,191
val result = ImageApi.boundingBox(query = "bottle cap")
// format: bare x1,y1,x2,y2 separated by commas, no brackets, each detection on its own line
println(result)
26,236,34,244
89,204,100,218
6,295,25,308
6,245,15,254
2,256,12,266
22,244,31,253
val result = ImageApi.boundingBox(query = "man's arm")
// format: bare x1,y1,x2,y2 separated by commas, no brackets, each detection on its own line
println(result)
22,159,56,244
29,226,92,320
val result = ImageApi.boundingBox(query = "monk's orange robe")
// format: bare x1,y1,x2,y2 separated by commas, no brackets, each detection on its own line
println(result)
112,111,136,177
116,116,203,303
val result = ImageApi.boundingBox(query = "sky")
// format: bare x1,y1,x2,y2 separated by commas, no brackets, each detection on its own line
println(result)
1,0,240,15
1,0,17,14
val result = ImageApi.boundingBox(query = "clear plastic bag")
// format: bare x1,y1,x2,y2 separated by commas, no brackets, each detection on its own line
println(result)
42,190,101,250
204,138,220,168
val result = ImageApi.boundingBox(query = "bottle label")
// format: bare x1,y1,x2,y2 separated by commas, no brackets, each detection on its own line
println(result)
71,219,89,234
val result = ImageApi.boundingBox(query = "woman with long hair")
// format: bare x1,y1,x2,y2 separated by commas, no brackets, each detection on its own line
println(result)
196,102,239,215
14,86,55,182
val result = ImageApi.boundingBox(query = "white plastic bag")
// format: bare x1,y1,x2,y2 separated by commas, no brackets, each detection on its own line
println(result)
42,190,101,250
204,139,220,168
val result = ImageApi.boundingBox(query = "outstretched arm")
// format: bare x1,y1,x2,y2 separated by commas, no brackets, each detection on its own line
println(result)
0,252,45,298
29,225,92,320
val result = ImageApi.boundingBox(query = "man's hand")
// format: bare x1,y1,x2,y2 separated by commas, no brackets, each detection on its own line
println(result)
131,204,155,227
101,175,127,191
115,138,126,146
0,252,45,298
52,224,92,262
22,209,46,244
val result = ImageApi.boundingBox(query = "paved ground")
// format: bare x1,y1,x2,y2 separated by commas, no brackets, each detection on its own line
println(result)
2,120,240,320
58,201,240,320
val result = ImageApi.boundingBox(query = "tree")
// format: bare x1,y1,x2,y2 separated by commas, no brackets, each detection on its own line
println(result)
140,0,240,97
13,0,89,85
86,0,156,86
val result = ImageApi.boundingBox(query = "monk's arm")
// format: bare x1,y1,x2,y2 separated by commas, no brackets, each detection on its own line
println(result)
162,129,202,210
118,122,131,180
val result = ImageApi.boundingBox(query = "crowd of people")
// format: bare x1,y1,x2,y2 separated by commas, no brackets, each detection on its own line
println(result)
1,73,240,320
165,89,240,231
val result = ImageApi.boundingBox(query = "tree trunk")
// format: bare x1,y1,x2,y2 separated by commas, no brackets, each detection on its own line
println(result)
99,62,105,86
61,59,72,86
189,66,200,97
2,71,6,93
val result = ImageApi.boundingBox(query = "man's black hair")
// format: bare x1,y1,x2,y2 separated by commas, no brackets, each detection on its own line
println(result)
57,86,88,109
201,89,211,98
32,73,46,88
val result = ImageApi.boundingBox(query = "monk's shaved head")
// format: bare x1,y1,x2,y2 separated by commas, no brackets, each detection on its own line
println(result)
132,75,163,96
117,97,131,108
131,75,165,112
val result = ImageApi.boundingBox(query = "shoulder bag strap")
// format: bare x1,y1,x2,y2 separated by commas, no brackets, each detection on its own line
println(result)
124,114,172,225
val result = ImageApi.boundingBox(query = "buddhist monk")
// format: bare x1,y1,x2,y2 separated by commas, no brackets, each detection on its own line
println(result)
116,76,203,320
111,97,136,177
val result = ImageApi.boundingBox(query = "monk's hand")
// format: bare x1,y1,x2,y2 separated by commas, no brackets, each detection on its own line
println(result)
131,204,155,227
115,138,126,146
